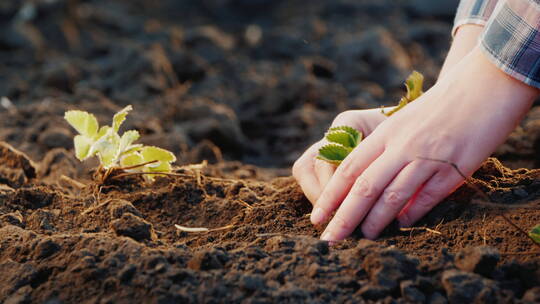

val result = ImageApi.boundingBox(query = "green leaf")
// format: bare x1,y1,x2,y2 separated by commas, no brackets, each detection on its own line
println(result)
382,71,424,117
138,146,176,181
91,132,120,169
123,144,143,155
326,131,356,148
140,146,176,163
64,110,99,138
97,126,111,138
147,160,172,173
326,126,362,147
120,151,145,168
329,126,361,138
529,224,540,244
119,130,140,154
405,70,424,101
317,144,352,165
112,105,133,132
73,135,93,161
64,105,177,182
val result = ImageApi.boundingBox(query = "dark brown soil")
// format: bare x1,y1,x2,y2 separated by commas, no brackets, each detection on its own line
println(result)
1,0,539,303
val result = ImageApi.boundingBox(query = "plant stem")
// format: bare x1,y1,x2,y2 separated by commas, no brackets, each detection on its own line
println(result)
117,160,159,171
111,171,242,183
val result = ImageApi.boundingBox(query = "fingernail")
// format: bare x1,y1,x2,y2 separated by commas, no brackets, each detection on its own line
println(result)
321,230,333,241
310,207,326,224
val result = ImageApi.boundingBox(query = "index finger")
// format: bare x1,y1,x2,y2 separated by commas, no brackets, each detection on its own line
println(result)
310,134,384,225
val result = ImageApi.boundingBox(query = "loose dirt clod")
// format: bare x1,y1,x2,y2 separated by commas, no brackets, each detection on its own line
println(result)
111,213,155,242
454,246,500,277
0,142,37,188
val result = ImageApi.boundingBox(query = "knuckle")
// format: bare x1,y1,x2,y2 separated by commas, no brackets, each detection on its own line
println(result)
333,111,353,124
350,177,377,198
337,160,358,181
333,110,361,126
292,159,309,178
292,161,301,178
414,190,438,208
382,189,405,209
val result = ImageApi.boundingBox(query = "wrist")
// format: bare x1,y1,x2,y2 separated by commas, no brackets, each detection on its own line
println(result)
431,45,538,126
470,46,538,107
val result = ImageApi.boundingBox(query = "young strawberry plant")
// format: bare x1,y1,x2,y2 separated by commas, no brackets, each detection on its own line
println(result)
64,105,176,182
530,224,540,244
382,70,424,116
317,71,424,165
316,126,362,165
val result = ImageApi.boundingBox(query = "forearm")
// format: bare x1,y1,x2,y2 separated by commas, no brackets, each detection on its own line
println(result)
370,26,484,122
440,0,501,79
438,25,484,79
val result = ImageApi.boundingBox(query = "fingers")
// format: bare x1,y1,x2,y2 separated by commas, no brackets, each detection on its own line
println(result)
292,141,324,204
318,152,406,241
295,110,384,207
360,159,439,239
397,167,465,227
314,159,335,189
311,135,384,225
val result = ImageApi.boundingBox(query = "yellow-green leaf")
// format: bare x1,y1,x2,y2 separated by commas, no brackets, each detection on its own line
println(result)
119,130,140,153
92,132,120,169
112,105,133,132
141,146,176,163
405,70,424,101
147,160,172,172
120,152,145,168
97,126,110,139
382,71,425,117
530,224,540,244
143,162,173,181
64,110,99,138
73,135,93,160
123,144,143,155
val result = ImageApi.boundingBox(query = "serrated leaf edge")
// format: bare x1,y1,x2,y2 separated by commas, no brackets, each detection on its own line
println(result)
325,130,355,148
529,224,540,244
317,143,352,163
327,126,362,147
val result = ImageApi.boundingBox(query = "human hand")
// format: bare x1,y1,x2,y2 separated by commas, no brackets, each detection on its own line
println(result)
311,46,538,241
293,108,390,205
294,24,483,210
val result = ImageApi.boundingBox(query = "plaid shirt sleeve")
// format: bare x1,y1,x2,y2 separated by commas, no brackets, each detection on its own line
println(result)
480,0,540,88
453,0,500,36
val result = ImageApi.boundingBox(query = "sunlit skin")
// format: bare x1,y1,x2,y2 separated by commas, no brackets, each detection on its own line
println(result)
292,25,540,242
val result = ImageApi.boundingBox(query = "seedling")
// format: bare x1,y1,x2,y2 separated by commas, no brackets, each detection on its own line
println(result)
64,105,176,182
316,126,362,165
530,225,540,244
317,71,424,165
382,70,424,116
